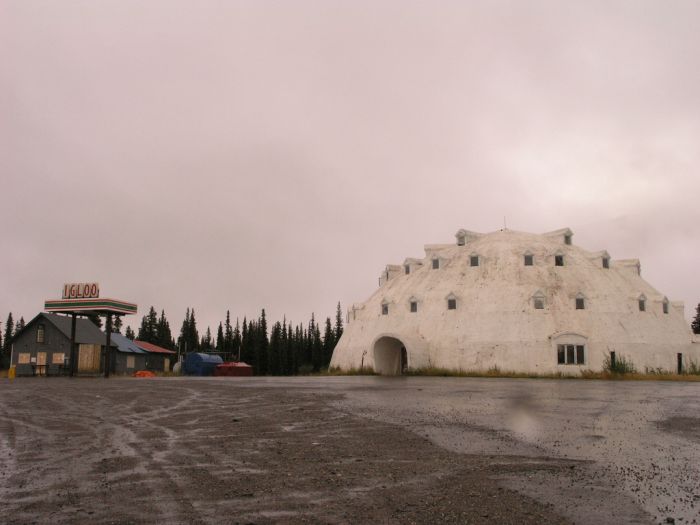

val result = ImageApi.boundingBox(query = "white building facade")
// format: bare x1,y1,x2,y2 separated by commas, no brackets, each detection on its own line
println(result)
330,228,700,375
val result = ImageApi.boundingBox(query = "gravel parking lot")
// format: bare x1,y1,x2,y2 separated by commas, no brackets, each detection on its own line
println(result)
1,376,698,524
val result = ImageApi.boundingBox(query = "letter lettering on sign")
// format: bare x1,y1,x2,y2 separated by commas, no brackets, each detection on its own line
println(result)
62,283,100,300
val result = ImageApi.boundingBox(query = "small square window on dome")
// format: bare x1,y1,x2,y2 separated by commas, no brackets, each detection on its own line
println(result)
470,255,479,267
524,254,533,266
432,258,439,269
555,255,564,267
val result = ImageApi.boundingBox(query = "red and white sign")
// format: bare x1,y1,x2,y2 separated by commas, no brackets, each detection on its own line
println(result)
62,283,100,299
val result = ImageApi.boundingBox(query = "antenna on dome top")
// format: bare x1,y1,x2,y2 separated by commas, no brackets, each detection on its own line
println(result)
503,216,507,230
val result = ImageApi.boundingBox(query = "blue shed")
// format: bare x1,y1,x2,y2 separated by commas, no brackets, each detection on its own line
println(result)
183,353,223,376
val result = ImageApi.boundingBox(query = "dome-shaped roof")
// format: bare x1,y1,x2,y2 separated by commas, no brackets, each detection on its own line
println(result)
331,228,696,375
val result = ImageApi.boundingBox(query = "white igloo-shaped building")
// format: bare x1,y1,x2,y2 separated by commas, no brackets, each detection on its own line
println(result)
330,228,699,375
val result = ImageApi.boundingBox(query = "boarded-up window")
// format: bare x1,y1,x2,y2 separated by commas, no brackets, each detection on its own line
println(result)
18,353,31,364
126,355,135,369
164,358,170,371
52,353,65,364
78,344,101,372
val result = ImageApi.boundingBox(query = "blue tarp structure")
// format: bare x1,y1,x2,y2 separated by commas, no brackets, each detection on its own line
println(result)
183,353,223,376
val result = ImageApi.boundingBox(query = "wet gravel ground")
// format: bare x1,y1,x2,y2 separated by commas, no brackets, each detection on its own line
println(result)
1,376,698,524
1,378,567,524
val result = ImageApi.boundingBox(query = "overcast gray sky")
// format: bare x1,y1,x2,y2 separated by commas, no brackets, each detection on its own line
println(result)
1,0,699,337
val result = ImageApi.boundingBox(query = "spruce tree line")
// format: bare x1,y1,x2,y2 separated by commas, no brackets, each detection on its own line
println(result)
2,302,347,372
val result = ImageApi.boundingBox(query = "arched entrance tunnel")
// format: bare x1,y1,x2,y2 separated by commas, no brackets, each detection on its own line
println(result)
373,336,408,375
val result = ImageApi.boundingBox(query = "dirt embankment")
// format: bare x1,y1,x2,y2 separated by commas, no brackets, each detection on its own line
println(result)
0,378,570,524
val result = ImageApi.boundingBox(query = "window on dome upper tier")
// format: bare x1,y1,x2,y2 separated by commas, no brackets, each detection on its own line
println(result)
555,255,564,266
432,258,439,269
470,256,479,267
638,299,646,312
663,301,669,314
524,254,533,266
410,301,418,313
381,304,389,315
576,297,585,310
534,297,545,309
602,257,610,269
447,298,457,310
404,265,410,275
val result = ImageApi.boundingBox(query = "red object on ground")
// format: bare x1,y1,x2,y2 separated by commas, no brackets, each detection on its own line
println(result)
133,370,156,378
214,362,253,377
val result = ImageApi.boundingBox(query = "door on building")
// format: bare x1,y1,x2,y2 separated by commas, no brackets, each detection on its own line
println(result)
677,353,683,375
78,344,101,373
36,352,47,376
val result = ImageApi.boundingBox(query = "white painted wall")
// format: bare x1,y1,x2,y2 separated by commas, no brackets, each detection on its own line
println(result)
331,229,699,374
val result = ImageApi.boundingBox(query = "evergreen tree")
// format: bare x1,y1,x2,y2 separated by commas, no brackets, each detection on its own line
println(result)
125,326,136,340
156,310,174,349
201,327,213,350
268,321,281,375
232,319,242,361
224,311,233,353
87,313,102,329
138,306,159,343
322,316,334,368
254,309,269,375
288,324,296,374
3,312,14,356
216,322,224,351
311,322,323,372
279,318,288,375
692,303,700,335
240,317,251,365
113,316,123,334
189,309,200,352
334,302,344,342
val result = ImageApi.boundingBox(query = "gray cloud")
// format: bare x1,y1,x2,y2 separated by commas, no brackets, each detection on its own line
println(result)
2,1,699,334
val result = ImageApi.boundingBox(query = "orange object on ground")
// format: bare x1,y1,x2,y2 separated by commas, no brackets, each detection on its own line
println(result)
133,370,156,378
